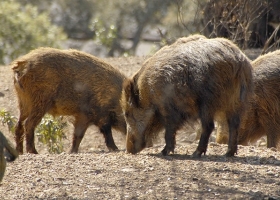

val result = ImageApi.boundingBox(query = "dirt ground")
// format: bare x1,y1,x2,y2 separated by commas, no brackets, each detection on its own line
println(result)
0,55,280,199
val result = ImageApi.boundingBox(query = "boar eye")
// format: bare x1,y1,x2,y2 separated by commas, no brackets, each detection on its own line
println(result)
124,111,129,118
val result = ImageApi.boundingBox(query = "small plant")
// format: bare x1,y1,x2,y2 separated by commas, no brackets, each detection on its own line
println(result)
0,110,67,154
0,110,17,133
35,115,67,154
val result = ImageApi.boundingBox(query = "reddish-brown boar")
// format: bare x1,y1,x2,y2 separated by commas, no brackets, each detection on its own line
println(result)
216,50,280,149
121,35,253,157
11,47,127,154
0,131,18,182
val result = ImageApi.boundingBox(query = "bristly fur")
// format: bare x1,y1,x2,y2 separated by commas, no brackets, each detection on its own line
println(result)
11,47,127,154
121,34,253,156
217,50,280,149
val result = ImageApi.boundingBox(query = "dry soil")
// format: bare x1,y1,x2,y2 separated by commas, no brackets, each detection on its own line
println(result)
0,55,280,200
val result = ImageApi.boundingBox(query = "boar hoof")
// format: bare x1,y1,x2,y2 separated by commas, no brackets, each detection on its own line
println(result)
225,150,236,157
161,146,174,156
108,147,119,152
191,150,202,158
16,147,23,155
225,146,237,157
192,146,207,158
161,149,168,156
70,149,78,154
106,141,118,151
27,148,38,154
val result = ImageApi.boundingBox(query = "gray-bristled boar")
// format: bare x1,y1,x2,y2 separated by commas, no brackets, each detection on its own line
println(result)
216,50,280,149
11,47,127,154
0,131,18,182
121,34,253,157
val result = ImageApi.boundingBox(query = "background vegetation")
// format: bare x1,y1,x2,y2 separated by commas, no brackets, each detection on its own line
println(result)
1,0,279,65
0,0,66,64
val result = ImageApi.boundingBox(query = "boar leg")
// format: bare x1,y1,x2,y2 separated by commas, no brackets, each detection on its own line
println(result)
192,114,214,158
100,124,118,151
225,113,240,157
161,124,177,156
267,134,277,149
15,105,29,154
71,115,89,153
265,125,278,149
25,111,46,154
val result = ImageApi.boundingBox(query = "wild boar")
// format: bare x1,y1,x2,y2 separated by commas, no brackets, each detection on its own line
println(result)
11,47,127,154
216,50,280,149
121,34,253,157
0,131,18,182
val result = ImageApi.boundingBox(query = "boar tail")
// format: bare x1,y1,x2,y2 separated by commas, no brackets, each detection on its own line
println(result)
239,61,253,102
240,80,253,104
10,60,27,89
240,84,246,102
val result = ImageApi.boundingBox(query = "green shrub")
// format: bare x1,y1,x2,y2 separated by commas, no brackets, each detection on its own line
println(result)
0,110,17,133
0,110,67,154
35,115,67,154
0,0,66,64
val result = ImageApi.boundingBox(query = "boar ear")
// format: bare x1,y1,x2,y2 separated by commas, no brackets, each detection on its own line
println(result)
123,79,140,107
